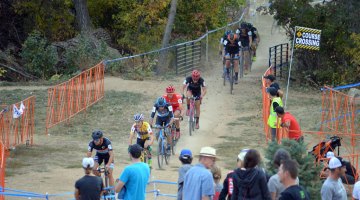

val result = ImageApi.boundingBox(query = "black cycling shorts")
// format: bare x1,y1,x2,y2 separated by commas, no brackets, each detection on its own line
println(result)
187,89,201,100
137,137,150,148
156,116,171,127
94,153,114,166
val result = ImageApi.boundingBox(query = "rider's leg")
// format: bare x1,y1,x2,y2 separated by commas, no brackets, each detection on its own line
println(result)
234,55,239,83
93,161,100,176
195,98,201,129
108,165,115,187
174,110,181,138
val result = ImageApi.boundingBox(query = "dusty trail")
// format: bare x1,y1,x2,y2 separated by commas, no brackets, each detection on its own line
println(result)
4,1,290,199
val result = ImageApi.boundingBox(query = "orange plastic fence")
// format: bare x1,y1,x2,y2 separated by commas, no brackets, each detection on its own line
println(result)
0,141,6,200
262,66,273,142
45,62,105,134
0,96,35,149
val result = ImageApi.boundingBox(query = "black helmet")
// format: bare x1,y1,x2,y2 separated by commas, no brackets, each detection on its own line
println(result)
156,97,167,107
92,130,103,140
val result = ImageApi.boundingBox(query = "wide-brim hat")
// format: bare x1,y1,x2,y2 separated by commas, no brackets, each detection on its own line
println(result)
199,146,216,158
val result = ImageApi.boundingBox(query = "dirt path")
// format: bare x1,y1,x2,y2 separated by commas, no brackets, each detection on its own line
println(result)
4,1,290,199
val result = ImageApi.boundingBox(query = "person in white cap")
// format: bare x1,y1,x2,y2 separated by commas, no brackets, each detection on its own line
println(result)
183,146,216,200
219,149,249,200
353,180,360,200
324,151,357,185
321,157,347,200
74,157,104,200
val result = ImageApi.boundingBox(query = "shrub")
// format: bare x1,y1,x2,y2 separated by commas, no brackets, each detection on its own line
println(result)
21,31,58,79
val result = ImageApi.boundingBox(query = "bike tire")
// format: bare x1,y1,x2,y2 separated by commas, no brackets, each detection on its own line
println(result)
171,126,176,155
192,109,196,131
223,66,226,86
164,138,169,165
189,110,193,136
157,138,164,169
230,65,234,94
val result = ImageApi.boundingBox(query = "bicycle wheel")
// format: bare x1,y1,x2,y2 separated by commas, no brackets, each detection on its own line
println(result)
171,125,176,155
189,108,193,136
223,66,226,86
163,138,169,165
192,108,196,131
157,138,164,169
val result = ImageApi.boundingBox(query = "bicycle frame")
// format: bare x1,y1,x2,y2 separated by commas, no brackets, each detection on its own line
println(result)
98,167,115,200
154,124,170,169
225,55,239,94
188,97,197,136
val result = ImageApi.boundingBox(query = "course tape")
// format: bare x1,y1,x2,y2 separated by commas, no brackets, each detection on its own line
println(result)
317,109,360,125
321,82,360,91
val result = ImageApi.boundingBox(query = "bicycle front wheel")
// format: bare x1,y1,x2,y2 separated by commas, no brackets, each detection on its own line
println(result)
189,110,193,136
230,65,234,94
157,138,164,169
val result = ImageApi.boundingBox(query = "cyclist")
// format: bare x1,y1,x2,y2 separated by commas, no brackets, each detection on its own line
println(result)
223,33,241,84
219,30,233,58
248,23,259,61
87,130,115,188
236,22,252,74
150,97,174,152
129,113,154,167
182,70,207,129
163,85,183,139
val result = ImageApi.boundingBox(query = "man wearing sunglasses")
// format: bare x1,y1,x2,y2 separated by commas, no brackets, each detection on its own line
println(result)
87,130,115,188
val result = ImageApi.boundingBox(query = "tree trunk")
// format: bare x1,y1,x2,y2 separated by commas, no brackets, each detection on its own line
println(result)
158,0,178,74
74,0,93,33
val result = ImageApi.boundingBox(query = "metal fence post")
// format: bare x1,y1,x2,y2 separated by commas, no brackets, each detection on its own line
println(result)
175,46,178,75
269,47,271,68
206,32,209,62
280,44,283,79
274,46,277,77
184,44,187,73
192,42,194,70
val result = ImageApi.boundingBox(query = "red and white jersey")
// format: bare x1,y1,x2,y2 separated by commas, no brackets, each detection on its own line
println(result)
163,94,182,111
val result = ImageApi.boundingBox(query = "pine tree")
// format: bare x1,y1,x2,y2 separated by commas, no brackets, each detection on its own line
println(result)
265,139,322,200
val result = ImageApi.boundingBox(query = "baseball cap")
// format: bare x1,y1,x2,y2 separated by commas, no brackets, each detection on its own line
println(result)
199,146,216,158
264,75,276,81
82,157,94,168
180,149,193,159
326,151,335,158
328,157,345,169
237,149,249,161
266,87,278,96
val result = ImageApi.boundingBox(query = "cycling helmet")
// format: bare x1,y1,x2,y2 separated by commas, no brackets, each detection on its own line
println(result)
156,97,167,107
92,130,103,140
225,30,232,36
191,70,201,79
247,23,253,28
166,85,175,93
134,113,144,121
240,22,247,28
228,33,237,42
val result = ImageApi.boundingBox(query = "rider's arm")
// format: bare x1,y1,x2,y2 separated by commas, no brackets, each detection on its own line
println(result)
201,80,207,98
86,143,93,157
150,106,156,125
74,188,80,200
107,150,114,168
115,180,125,193
147,125,154,145
128,131,134,145
168,105,174,126
182,79,188,96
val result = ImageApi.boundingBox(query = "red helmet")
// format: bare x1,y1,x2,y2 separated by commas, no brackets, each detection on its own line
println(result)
192,70,201,79
166,85,175,93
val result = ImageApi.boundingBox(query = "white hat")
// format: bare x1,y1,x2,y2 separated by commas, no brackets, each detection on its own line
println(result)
326,151,335,158
237,149,249,161
82,157,95,168
199,147,216,158
328,157,344,169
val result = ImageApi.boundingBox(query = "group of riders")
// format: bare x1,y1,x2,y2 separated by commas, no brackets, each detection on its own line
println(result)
219,21,259,84
86,69,207,188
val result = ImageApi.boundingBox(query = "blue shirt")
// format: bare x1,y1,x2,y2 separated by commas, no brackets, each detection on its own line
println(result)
183,163,215,200
119,162,150,200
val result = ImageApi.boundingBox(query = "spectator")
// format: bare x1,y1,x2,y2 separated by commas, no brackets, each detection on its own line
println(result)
320,157,347,200
219,149,249,200
177,149,193,200
115,144,150,200
183,146,217,200
274,106,303,142
278,159,309,200
268,148,299,200
74,157,104,200
211,165,223,200
232,149,271,200
267,87,283,141
264,75,283,98
325,151,358,185
353,180,360,200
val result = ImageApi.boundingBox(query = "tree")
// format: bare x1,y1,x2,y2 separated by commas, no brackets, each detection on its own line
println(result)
158,0,178,74
74,0,93,33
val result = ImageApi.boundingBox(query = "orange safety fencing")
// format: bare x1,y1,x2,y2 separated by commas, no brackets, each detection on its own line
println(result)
0,141,6,200
45,62,105,134
261,66,274,142
0,96,35,149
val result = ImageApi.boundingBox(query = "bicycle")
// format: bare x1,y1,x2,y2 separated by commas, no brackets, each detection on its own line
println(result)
170,117,182,155
225,55,238,94
98,166,115,200
154,124,170,169
140,146,152,170
187,96,197,136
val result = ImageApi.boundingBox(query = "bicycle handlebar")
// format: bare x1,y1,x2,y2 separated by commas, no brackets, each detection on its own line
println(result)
153,124,170,129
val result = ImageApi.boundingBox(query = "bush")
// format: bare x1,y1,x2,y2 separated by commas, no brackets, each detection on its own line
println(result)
265,139,322,199
21,31,58,79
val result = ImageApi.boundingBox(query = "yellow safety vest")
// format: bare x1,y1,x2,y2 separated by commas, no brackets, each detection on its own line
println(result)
267,97,283,128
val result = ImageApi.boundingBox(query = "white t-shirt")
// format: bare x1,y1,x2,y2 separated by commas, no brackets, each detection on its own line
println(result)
353,181,360,199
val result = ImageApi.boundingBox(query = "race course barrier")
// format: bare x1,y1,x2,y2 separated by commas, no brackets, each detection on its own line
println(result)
45,62,105,134
0,141,6,200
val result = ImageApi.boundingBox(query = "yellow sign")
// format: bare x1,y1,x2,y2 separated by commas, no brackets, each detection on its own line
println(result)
294,26,321,51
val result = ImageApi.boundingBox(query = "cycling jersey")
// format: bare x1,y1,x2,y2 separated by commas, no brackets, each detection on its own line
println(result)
224,38,241,55
250,27,258,40
130,121,153,140
163,94,182,111
237,26,252,47
151,103,174,126
183,77,206,98
88,137,113,165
